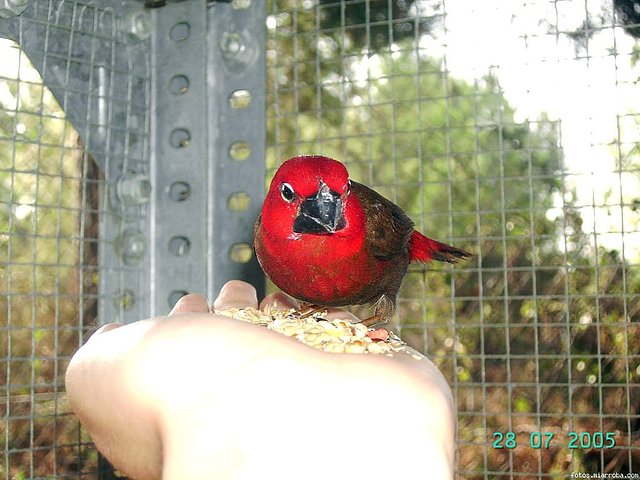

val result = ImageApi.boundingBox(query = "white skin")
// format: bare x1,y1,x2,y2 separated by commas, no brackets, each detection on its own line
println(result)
65,280,455,480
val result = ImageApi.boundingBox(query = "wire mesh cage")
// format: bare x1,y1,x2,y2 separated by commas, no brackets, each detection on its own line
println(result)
1,0,639,478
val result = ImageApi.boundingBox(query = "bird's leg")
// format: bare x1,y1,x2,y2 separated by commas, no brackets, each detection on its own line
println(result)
299,303,326,318
360,314,385,328
360,294,394,328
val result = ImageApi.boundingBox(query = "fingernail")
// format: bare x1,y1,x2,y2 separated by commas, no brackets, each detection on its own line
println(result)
88,323,122,340
213,280,258,310
169,293,210,315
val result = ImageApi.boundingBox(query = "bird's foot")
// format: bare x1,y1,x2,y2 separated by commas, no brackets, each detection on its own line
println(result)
360,315,387,328
299,303,326,318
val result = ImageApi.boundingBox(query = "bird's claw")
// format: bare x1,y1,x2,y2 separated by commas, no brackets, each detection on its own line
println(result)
298,303,326,318
360,314,386,328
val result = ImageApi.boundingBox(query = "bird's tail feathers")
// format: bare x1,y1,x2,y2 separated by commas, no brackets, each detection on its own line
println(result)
409,231,472,264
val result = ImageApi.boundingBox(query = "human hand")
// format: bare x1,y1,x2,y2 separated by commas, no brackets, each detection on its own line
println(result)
65,281,455,479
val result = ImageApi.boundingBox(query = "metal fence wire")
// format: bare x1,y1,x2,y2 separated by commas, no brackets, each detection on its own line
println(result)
1,0,639,478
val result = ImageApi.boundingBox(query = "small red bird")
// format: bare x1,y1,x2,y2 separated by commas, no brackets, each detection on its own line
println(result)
253,155,471,325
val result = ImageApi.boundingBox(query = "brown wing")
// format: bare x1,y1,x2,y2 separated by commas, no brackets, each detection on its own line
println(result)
253,213,262,245
252,213,265,268
350,180,414,262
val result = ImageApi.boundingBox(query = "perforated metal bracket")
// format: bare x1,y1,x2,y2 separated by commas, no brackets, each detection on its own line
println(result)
0,0,266,324
150,0,266,316
204,0,266,305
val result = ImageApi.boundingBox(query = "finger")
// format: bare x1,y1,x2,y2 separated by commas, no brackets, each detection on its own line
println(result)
169,293,210,315
87,323,122,341
323,308,360,322
213,280,258,311
259,291,300,313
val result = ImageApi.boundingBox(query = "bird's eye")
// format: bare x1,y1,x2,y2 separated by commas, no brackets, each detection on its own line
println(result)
280,182,295,203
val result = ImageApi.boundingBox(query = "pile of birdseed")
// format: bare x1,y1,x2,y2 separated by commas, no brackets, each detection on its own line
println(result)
213,306,422,359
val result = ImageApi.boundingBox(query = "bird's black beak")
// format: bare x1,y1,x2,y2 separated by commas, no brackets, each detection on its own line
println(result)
293,182,346,235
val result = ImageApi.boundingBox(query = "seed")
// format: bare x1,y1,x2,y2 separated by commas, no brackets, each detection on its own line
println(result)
345,343,367,354
280,324,300,336
324,342,346,353
351,323,368,337
314,332,332,344
303,333,319,343
367,342,389,354
302,324,324,334
213,306,410,356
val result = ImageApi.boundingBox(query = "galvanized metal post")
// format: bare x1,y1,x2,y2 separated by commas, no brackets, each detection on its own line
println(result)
150,0,266,317
205,0,266,304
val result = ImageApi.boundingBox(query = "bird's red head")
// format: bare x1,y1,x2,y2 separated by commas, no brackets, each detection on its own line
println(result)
260,155,365,242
